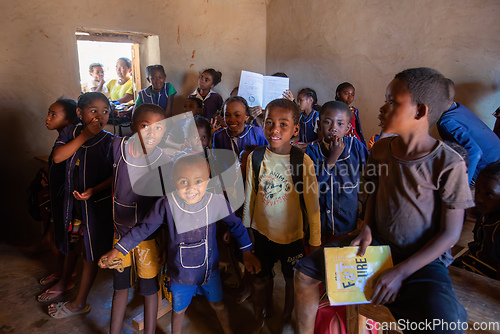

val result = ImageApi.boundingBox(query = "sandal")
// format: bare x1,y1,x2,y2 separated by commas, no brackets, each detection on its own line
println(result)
48,301,91,319
39,272,77,286
37,285,75,303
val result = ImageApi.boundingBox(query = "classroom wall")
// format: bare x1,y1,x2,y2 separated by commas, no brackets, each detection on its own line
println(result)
266,0,500,141
0,0,266,245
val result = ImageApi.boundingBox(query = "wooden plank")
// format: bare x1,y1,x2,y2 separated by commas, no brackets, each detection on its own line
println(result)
132,297,172,331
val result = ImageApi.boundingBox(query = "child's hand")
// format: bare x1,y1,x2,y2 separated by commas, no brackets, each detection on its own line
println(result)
210,117,222,135
82,118,102,137
370,266,407,305
73,188,94,201
242,250,261,275
249,106,263,119
327,135,344,167
99,249,119,268
350,224,372,256
283,89,294,101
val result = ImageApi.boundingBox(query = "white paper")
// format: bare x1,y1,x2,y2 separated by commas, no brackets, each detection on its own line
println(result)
238,70,289,108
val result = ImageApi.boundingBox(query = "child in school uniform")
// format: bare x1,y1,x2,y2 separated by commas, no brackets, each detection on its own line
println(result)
135,65,177,117
100,154,261,334
297,88,320,144
48,92,114,318
189,68,224,121
173,115,211,159
37,99,80,299
99,103,173,334
243,98,321,330
455,161,500,280
212,96,268,156
295,68,474,333
164,96,204,151
306,101,368,242
335,82,366,146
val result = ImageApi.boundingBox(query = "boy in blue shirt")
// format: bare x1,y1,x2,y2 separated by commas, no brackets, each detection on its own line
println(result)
306,101,368,241
295,68,474,333
100,154,260,334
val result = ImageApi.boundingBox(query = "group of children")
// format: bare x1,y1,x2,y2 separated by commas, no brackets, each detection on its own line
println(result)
40,64,499,334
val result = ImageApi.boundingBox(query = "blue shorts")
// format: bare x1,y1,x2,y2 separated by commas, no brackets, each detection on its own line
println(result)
171,270,223,312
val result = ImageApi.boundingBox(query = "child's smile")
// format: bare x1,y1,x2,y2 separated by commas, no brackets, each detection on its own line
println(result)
264,107,299,154
224,101,249,136
174,163,210,204
149,69,166,93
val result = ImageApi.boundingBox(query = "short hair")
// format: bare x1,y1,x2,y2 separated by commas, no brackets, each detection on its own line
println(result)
184,115,211,138
478,161,500,181
320,101,352,121
146,65,166,77
132,103,165,124
394,67,449,127
445,78,456,109
445,141,469,168
266,98,300,125
186,96,203,110
54,98,79,125
335,82,355,100
88,63,103,73
173,154,209,179
224,96,251,116
202,68,222,86
117,57,132,69
298,88,320,111
78,92,110,110
271,72,288,78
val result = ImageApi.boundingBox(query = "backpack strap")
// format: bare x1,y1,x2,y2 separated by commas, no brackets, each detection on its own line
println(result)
290,146,309,236
251,146,267,194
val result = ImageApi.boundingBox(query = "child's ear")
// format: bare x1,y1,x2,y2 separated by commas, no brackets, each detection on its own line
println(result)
76,108,83,119
415,104,428,121
293,123,300,137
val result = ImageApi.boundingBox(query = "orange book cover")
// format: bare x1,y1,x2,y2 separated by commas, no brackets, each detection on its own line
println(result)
324,246,393,306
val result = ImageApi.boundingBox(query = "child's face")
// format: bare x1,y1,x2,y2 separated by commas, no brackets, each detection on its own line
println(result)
337,87,355,106
474,175,500,214
90,66,104,81
116,59,131,78
378,78,417,135
264,107,299,154
174,163,210,204
198,72,214,91
184,99,202,115
132,112,167,150
188,126,210,152
320,109,351,142
45,103,69,131
297,94,313,112
148,69,166,92
77,99,109,129
224,101,249,136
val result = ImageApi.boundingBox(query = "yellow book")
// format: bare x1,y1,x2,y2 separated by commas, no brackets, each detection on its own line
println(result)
324,245,393,306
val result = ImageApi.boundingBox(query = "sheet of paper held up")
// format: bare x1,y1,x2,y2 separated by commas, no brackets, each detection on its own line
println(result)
238,70,289,108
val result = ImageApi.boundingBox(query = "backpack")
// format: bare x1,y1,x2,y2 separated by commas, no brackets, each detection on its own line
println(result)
251,145,309,235
27,168,51,223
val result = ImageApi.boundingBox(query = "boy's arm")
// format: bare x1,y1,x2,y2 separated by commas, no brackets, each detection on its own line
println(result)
73,176,112,201
303,155,321,248
53,120,101,163
370,207,464,306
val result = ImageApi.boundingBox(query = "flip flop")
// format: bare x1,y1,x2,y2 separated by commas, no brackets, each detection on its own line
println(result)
48,301,91,319
39,272,77,285
37,285,75,303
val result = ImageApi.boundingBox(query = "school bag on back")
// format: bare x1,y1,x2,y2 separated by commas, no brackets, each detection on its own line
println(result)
251,145,309,235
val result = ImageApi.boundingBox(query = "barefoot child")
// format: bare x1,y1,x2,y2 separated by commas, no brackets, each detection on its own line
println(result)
99,103,173,334
306,101,368,242
37,99,79,299
242,98,321,330
48,92,114,318
100,154,261,334
295,68,473,333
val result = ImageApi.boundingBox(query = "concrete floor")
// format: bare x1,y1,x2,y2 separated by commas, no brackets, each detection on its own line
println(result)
0,241,292,334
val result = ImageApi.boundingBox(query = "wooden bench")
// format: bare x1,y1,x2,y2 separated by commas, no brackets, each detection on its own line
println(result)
346,266,500,334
